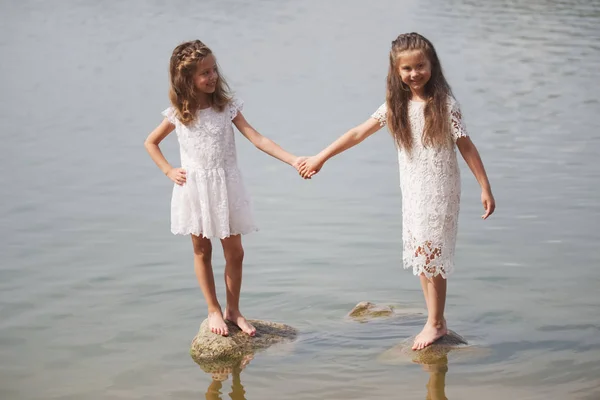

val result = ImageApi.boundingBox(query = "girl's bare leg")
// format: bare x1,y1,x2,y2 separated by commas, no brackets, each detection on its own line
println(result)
220,235,256,336
420,274,431,313
413,274,433,344
191,234,228,336
413,273,448,350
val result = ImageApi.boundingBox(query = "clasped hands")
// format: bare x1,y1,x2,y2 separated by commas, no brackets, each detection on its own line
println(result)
292,156,324,179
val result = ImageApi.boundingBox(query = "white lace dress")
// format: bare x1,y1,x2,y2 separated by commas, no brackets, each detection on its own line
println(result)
371,98,468,278
162,98,257,239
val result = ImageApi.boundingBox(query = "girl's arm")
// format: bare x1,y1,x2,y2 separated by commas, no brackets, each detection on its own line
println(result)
233,111,303,168
144,119,187,185
299,117,384,178
456,137,496,219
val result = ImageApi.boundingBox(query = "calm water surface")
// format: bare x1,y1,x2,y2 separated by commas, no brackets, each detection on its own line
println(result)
1,0,599,399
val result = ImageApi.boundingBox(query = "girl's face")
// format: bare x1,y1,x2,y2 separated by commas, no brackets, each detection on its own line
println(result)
397,50,432,97
193,53,219,94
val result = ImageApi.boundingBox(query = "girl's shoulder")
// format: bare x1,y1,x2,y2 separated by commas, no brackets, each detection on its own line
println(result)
371,102,388,126
446,95,462,113
161,106,179,125
226,97,244,121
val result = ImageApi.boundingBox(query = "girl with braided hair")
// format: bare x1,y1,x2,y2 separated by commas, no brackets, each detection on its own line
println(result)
145,40,305,336
299,33,495,350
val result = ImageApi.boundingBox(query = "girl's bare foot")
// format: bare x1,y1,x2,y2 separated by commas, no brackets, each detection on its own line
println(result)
208,311,229,336
412,320,447,350
224,309,256,336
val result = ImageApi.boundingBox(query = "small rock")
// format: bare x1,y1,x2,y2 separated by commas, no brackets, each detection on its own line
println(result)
348,302,395,320
348,301,423,322
190,319,297,372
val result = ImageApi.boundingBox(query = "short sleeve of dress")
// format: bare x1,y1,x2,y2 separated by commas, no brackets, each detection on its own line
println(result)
229,97,244,121
371,103,387,127
449,98,468,142
161,107,178,125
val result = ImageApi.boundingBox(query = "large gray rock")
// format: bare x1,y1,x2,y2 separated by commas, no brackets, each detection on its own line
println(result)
348,301,423,322
190,319,297,373
379,330,489,365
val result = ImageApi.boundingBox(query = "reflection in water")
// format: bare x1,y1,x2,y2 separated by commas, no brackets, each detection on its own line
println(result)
201,355,253,400
422,356,449,400
205,369,247,400
379,334,454,399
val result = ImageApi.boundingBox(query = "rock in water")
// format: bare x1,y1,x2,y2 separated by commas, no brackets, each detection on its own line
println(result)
348,302,395,320
348,301,423,322
378,330,486,365
190,319,297,373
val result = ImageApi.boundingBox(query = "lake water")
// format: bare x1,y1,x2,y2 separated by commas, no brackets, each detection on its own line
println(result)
1,0,600,399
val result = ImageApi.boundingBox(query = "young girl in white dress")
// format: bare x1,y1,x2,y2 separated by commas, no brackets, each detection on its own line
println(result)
299,33,496,350
145,40,305,337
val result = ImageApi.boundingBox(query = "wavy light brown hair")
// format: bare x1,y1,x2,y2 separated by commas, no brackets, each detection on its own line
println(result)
168,40,231,124
386,33,453,152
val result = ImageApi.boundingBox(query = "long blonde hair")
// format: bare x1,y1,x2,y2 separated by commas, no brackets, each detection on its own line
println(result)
386,33,453,152
168,40,231,124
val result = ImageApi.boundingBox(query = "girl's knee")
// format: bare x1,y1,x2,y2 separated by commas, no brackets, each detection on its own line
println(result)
191,235,212,258
224,246,244,265
221,235,244,265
